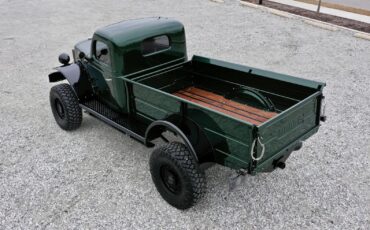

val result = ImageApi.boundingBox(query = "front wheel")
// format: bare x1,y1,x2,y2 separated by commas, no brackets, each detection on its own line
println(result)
149,142,206,209
49,83,82,130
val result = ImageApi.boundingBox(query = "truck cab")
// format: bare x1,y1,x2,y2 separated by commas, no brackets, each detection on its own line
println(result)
73,17,187,113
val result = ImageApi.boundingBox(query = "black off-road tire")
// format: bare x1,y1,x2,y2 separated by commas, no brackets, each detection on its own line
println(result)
49,83,82,131
149,142,206,209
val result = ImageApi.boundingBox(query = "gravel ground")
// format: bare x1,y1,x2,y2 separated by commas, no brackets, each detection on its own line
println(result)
0,0,369,229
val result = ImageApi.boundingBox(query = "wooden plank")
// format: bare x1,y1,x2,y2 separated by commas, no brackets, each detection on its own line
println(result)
173,86,277,125
176,91,267,122
173,92,262,125
183,87,277,118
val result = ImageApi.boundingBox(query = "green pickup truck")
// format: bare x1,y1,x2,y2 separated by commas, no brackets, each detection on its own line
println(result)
48,17,326,209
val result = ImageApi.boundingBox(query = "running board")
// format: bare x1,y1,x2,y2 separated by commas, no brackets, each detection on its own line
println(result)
79,101,146,144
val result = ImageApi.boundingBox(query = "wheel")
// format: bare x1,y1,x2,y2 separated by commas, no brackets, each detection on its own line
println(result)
149,142,206,209
49,83,82,130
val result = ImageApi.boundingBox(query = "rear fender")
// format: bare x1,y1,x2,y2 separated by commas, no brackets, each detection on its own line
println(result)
145,115,214,163
48,63,93,100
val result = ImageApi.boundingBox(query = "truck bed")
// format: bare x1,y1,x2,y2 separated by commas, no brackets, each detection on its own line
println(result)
129,56,320,125
120,55,325,171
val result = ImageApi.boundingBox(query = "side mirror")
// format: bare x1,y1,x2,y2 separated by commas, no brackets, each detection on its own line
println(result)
58,53,70,65
100,48,108,55
78,52,85,59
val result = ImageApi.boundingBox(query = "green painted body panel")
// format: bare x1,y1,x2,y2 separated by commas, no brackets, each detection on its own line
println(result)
255,126,319,173
256,91,322,169
94,17,185,48
133,83,181,120
192,56,326,90
74,18,326,173
185,105,253,169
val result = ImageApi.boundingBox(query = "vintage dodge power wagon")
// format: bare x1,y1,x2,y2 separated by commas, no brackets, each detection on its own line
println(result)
48,17,326,209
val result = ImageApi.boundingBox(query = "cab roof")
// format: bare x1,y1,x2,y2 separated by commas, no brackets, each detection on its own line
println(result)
94,17,184,48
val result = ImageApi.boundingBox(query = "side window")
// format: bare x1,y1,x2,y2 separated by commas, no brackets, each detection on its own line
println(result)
141,35,170,56
95,41,111,66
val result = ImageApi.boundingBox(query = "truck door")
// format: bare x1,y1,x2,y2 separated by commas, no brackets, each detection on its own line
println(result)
86,40,117,109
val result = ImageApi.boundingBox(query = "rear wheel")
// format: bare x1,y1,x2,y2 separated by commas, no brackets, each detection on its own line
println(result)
50,83,82,130
149,142,206,209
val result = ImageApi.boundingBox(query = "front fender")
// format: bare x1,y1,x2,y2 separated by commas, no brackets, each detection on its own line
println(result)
48,63,93,100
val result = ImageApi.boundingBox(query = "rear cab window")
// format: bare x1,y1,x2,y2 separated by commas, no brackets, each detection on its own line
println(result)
141,35,170,56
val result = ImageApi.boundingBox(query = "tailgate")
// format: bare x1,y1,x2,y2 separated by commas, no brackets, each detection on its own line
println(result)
255,91,324,171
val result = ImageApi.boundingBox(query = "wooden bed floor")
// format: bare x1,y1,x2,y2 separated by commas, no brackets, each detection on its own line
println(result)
173,87,277,125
